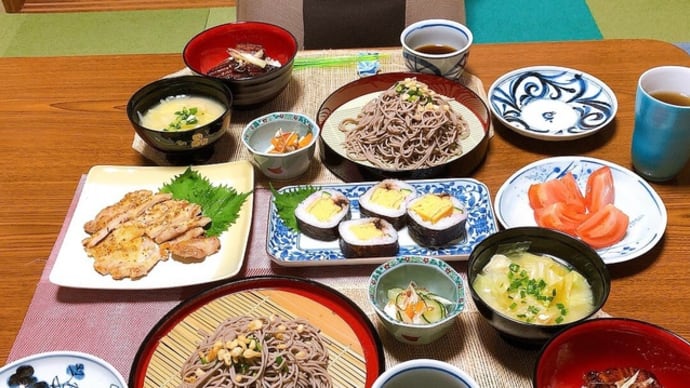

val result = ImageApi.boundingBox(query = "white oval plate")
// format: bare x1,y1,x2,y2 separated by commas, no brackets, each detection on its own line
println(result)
494,156,667,264
488,66,617,141
0,351,127,387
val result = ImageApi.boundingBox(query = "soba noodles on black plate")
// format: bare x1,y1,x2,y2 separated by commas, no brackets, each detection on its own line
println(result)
180,315,331,387
338,78,470,170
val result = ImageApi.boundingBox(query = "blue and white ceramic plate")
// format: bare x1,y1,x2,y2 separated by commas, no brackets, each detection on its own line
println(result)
494,156,667,264
488,66,618,141
268,178,498,266
0,351,127,387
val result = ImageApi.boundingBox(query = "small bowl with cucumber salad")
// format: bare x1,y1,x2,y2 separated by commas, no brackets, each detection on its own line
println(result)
127,75,233,156
368,256,465,345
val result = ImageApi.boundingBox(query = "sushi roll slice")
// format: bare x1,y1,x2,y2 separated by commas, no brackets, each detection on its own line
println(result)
295,189,350,241
358,179,418,229
407,192,467,247
338,217,399,258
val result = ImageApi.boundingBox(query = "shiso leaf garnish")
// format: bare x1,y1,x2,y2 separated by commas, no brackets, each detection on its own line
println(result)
270,183,318,232
159,167,252,237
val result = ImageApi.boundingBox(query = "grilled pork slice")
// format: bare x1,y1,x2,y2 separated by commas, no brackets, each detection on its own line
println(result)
82,190,222,280
168,236,221,261
85,223,165,280
82,190,173,248
139,200,210,243
583,367,663,388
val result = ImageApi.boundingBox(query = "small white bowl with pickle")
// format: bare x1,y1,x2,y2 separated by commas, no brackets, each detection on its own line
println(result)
368,255,465,345
241,111,319,180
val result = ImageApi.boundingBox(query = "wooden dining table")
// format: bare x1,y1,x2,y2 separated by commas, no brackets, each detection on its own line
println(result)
1,39,690,381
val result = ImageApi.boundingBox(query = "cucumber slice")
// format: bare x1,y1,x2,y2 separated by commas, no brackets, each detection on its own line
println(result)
421,296,447,323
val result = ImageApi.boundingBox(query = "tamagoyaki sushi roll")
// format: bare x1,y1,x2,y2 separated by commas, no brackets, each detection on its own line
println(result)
358,179,418,230
338,217,399,258
406,192,467,247
295,189,350,241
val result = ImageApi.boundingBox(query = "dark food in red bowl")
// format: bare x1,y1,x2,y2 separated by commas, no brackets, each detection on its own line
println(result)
183,22,298,107
534,318,690,388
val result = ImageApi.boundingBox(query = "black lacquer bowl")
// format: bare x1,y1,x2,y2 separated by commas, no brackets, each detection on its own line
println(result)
127,75,232,158
467,226,610,347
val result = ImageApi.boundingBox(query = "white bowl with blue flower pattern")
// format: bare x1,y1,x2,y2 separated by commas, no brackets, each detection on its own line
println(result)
488,66,618,140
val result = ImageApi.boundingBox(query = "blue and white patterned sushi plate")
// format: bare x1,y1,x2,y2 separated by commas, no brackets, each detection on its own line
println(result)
488,66,618,141
267,178,498,266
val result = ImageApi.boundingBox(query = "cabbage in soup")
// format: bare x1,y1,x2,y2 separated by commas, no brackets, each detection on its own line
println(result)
139,95,225,132
473,251,594,325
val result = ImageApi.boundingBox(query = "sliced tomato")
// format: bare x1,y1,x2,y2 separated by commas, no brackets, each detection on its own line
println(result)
585,166,615,213
556,172,587,212
576,203,629,249
534,202,589,236
528,173,586,212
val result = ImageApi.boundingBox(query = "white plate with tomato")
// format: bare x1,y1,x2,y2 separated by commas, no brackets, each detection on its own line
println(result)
494,156,667,264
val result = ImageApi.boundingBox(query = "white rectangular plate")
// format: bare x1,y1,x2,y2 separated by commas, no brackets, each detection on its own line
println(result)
267,178,498,266
49,161,254,290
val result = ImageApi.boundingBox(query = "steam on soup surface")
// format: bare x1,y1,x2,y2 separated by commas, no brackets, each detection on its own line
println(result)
472,251,594,325
139,95,225,132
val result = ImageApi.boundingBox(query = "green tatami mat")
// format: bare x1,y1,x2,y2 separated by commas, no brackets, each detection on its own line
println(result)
466,0,602,44
0,12,23,56
2,8,234,57
587,0,690,43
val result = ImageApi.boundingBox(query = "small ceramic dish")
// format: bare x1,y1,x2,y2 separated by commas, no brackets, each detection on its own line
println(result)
373,359,479,388
488,65,617,140
494,156,667,264
0,351,127,387
241,112,319,180
368,256,465,345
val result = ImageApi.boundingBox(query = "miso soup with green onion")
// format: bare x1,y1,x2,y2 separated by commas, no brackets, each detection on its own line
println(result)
138,95,225,132
472,251,594,325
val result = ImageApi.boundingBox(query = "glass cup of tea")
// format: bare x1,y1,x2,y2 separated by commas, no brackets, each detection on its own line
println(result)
400,19,473,80
631,66,690,181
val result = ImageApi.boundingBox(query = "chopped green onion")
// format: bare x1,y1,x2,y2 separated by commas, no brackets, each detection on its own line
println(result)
167,106,199,131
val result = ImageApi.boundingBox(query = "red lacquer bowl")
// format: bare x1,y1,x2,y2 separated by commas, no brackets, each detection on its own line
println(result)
129,276,385,387
534,318,690,387
183,21,298,107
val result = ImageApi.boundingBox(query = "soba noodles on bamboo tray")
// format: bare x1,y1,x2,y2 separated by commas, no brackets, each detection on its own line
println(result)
339,78,470,170
180,315,332,387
